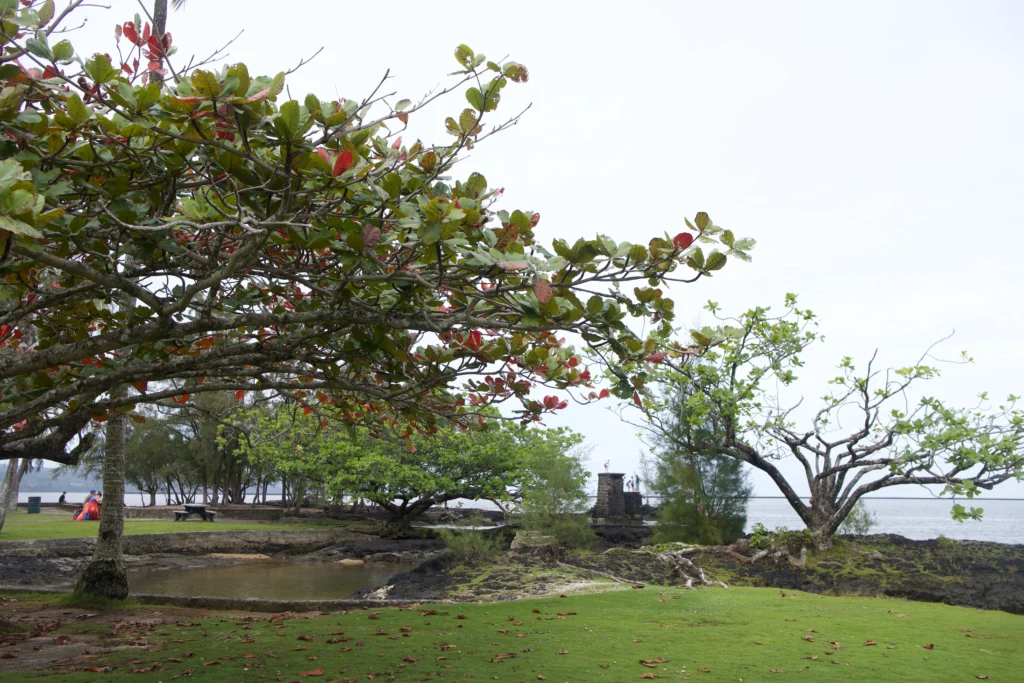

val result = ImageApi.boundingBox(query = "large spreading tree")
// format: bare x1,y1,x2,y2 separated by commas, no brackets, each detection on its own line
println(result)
0,1,749,594
612,295,1024,550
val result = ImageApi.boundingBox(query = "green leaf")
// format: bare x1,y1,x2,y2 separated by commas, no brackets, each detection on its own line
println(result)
459,108,478,134
25,37,53,61
395,98,412,112
454,44,475,69
37,0,55,27
502,62,529,83
695,211,710,231
0,215,42,238
465,172,488,199
65,94,90,126
721,229,735,248
276,100,300,137
191,70,221,98
466,87,484,112
705,252,727,271
51,39,73,61
84,53,118,83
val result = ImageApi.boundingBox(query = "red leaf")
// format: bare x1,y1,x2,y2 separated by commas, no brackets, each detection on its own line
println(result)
132,380,148,393
644,352,667,364
235,390,245,400
172,393,191,404
464,330,483,352
142,22,150,42
530,212,540,228
122,22,139,45
673,232,694,250
333,150,354,176
543,395,560,410
315,147,330,164
533,275,553,304
391,136,403,150
302,406,312,415
598,388,610,399
247,87,272,103
633,390,642,407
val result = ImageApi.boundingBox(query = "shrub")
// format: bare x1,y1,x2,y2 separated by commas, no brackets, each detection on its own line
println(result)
839,501,878,536
437,516,502,565
749,523,813,553
516,441,596,554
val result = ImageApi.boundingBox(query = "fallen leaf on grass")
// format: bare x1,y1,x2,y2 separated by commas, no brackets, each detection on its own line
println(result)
403,654,417,663
802,636,815,642
599,664,610,669
54,635,72,645
640,658,668,667
640,675,666,679
977,676,990,680
299,667,324,677
754,641,762,645
922,644,935,650
167,657,183,663
203,660,220,666
770,670,785,674
864,640,877,646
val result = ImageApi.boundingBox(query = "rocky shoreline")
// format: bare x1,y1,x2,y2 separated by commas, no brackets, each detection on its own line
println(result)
3,527,1022,615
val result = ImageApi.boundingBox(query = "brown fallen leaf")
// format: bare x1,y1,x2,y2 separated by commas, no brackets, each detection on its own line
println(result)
977,676,990,680
699,668,711,673
864,640,877,646
203,660,221,666
403,654,417,663
922,644,935,650
640,675,666,680
770,670,785,674
299,667,324,677
599,664,610,669
830,660,840,665
54,635,73,645
537,675,546,680
802,636,815,642
167,657,183,663
456,615,469,620
557,649,569,655
242,653,258,660
754,641,763,645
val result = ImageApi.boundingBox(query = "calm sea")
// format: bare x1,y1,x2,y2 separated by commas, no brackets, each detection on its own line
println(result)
19,492,1024,545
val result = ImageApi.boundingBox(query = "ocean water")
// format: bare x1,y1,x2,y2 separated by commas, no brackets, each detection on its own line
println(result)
19,492,1023,545
745,497,1023,545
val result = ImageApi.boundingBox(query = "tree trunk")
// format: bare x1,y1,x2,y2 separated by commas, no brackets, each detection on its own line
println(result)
149,490,156,507
75,412,129,599
4,457,28,513
0,458,19,534
150,0,167,84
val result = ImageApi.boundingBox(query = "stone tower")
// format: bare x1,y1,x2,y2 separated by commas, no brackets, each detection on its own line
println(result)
592,472,625,520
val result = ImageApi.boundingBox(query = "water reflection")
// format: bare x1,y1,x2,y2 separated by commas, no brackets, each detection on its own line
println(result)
129,560,416,600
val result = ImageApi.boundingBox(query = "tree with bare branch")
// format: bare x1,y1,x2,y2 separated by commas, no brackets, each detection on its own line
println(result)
612,295,1024,550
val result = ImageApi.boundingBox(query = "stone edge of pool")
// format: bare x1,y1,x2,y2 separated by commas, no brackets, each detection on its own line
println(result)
0,528,371,558
0,584,454,612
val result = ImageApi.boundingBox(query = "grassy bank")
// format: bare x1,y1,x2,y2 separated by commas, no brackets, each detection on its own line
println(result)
3,586,1021,681
0,509,346,541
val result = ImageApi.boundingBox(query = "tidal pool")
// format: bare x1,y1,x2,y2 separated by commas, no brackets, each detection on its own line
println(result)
128,560,416,600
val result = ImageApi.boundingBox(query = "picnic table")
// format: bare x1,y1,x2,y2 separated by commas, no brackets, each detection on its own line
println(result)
173,503,217,522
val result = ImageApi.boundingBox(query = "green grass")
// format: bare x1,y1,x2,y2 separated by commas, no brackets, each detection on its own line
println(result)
0,508,346,541
12,586,1024,681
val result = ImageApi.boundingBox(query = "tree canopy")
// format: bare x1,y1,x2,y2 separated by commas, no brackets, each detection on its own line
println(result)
0,1,750,466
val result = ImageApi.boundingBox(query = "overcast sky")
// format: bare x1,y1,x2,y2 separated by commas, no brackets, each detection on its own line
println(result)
65,1,1024,498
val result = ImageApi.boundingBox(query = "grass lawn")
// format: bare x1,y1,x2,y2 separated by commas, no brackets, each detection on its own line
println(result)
0,508,346,541
6,586,1023,681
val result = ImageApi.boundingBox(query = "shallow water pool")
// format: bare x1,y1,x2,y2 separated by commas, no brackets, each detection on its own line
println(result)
128,560,415,600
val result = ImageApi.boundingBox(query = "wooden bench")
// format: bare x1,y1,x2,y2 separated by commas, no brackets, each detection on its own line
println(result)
173,504,217,522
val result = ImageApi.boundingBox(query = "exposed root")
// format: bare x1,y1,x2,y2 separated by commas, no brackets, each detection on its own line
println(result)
555,561,641,587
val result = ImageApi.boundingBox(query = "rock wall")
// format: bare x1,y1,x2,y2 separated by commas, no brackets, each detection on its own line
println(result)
623,492,643,519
